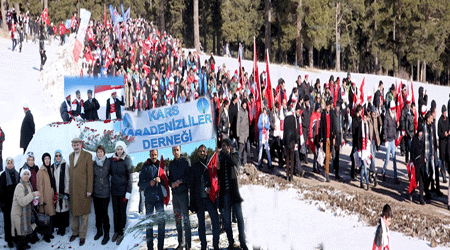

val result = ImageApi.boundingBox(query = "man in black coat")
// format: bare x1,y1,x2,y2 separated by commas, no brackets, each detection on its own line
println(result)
0,127,4,171
229,94,239,142
189,145,220,250
350,105,362,179
168,146,191,250
138,149,165,250
438,105,450,183
410,123,426,204
106,92,125,120
217,139,248,250
20,103,35,153
283,105,299,182
301,95,311,163
84,89,100,121
333,99,345,180
319,100,335,182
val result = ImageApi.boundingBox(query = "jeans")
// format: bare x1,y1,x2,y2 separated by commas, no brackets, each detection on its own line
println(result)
139,191,145,214
361,157,369,185
197,198,220,249
221,192,247,249
145,200,165,250
370,140,377,173
382,140,397,179
313,146,319,171
258,141,272,166
12,38,17,51
172,192,191,248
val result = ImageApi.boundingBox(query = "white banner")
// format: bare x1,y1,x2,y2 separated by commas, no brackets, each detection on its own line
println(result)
73,8,91,63
121,98,215,153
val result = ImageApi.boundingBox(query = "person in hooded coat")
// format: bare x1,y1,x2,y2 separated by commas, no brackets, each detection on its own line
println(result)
20,103,35,153
36,152,56,242
0,157,19,248
52,150,70,236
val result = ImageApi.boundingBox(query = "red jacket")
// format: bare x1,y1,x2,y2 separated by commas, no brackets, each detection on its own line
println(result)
59,23,66,36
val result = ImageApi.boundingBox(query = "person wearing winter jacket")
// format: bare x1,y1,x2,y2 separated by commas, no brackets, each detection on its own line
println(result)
189,145,220,250
236,100,250,165
283,105,300,182
39,26,46,71
106,92,125,120
0,126,4,171
52,150,70,237
168,146,191,250
372,204,392,250
36,152,56,242
92,145,111,245
418,86,428,116
139,149,166,250
109,141,133,245
410,123,426,204
60,95,73,122
84,89,100,121
438,105,450,187
20,103,35,153
401,99,415,163
0,157,19,248
257,107,272,170
319,100,335,182
333,100,345,180
382,101,398,183
217,139,248,250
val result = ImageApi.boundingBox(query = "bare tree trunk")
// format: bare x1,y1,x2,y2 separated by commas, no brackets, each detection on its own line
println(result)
1,0,7,31
265,0,271,55
422,60,426,82
417,60,420,81
193,0,200,52
296,0,303,67
309,45,313,68
335,1,340,72
159,0,165,32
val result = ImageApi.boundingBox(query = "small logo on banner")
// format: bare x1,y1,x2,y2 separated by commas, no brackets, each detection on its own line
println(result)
197,98,209,114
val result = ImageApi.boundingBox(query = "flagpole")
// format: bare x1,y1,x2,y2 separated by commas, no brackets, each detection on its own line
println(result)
267,49,274,110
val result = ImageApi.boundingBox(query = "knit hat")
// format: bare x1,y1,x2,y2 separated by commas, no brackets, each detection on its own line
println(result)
417,122,424,133
390,100,396,110
442,105,447,113
315,103,321,111
406,95,412,104
421,105,427,116
66,94,71,99
111,91,117,96
115,141,127,153
23,103,29,111
87,89,93,95
20,169,31,179
26,152,34,159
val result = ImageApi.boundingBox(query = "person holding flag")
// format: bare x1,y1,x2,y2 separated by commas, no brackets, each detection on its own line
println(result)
139,149,167,250
217,139,248,250
189,145,220,250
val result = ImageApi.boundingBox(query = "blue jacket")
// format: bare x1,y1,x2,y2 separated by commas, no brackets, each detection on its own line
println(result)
258,113,270,141
138,159,164,203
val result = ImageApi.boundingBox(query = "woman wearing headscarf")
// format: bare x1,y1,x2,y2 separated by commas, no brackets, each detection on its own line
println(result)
36,152,56,242
52,150,70,236
0,157,19,248
110,141,133,245
93,145,111,245
11,169,41,250
19,151,39,192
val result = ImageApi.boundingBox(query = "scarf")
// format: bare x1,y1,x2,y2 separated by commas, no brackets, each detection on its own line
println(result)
262,114,268,143
113,152,127,161
380,218,390,249
95,155,106,166
20,180,34,235
5,167,19,186
54,160,66,209
109,97,117,120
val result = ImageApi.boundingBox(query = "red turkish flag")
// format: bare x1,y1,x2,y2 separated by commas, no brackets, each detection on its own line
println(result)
159,155,170,206
360,77,365,104
253,37,261,126
207,152,219,202
42,8,50,26
264,50,274,110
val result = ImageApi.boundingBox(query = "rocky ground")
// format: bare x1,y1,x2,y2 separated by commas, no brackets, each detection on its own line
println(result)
238,142,450,247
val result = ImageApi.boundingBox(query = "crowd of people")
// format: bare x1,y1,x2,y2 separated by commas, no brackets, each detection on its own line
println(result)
4,6,450,250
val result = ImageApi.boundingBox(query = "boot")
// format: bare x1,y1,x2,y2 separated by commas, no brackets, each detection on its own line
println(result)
325,174,330,182
101,234,110,245
94,229,103,241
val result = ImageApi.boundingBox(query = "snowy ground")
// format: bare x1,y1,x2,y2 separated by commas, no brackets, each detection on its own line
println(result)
0,35,450,249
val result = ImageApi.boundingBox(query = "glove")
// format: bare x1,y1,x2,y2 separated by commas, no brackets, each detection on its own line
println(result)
125,192,131,200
